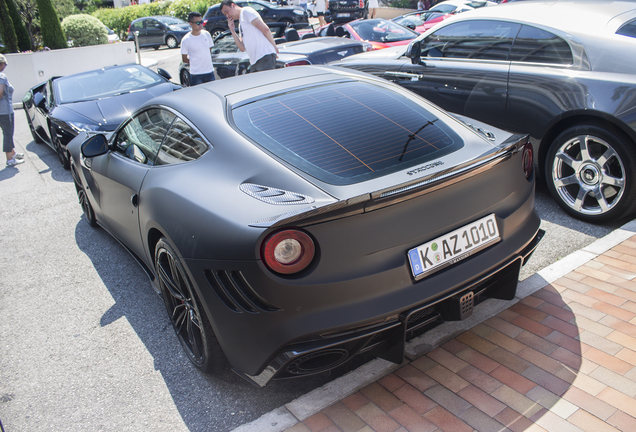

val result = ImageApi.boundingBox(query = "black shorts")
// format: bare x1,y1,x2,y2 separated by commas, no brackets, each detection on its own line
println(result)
317,11,325,16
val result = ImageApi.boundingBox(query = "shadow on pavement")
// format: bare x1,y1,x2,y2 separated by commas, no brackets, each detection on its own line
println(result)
73,216,369,432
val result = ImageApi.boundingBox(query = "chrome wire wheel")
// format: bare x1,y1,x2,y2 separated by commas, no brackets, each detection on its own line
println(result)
155,238,225,373
546,124,636,222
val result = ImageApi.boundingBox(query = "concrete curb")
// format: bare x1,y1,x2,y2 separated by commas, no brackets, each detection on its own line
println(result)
231,219,636,432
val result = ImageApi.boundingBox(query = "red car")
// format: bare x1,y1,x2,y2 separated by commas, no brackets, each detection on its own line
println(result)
317,18,419,50
391,10,453,33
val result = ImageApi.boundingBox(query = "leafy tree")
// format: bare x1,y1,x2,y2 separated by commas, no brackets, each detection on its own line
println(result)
7,0,32,51
54,0,79,21
0,0,19,52
62,14,107,46
36,0,67,49
14,0,38,49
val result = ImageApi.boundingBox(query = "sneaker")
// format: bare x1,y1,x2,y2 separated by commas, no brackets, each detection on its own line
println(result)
14,152,24,160
6,158,25,167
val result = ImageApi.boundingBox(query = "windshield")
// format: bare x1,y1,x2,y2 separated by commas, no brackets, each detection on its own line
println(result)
55,65,164,104
233,82,462,185
158,17,186,25
350,19,418,43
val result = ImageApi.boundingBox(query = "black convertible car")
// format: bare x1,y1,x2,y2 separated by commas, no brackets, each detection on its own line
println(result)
179,24,371,85
332,0,636,223
69,66,542,386
22,64,181,169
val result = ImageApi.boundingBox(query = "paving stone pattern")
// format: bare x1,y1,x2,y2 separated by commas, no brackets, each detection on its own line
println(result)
282,236,636,432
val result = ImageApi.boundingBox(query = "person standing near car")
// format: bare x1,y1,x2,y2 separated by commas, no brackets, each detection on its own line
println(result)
316,0,328,26
181,12,215,86
0,55,24,167
369,0,379,19
221,0,279,73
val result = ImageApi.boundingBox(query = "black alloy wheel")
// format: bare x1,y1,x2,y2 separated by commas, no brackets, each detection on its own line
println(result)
180,69,191,87
166,35,178,49
210,28,224,39
545,123,636,223
71,166,97,227
50,124,70,170
155,238,225,373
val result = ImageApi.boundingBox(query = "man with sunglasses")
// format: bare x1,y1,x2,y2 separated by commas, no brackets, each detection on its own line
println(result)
181,12,215,85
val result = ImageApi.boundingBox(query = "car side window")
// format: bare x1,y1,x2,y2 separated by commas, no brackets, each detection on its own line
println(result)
509,25,573,65
114,109,176,165
617,18,636,38
246,2,266,13
147,19,161,29
421,20,520,61
132,20,144,31
156,118,208,165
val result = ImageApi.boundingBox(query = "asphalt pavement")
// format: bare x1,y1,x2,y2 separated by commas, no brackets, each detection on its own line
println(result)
0,56,632,432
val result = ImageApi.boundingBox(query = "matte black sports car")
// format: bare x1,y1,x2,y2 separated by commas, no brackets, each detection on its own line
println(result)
179,25,371,85
22,64,181,169
332,0,636,223
69,66,542,386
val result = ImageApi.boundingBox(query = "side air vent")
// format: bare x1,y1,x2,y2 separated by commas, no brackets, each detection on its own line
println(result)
240,183,315,205
204,270,282,313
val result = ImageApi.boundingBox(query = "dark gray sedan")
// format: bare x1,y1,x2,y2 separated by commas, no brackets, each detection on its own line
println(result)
68,66,542,386
332,0,636,223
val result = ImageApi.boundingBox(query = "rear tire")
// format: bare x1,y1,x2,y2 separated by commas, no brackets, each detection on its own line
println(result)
545,123,636,223
155,238,226,374
180,69,191,87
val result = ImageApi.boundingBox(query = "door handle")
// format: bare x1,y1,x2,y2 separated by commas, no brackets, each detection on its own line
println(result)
131,194,138,207
384,71,423,81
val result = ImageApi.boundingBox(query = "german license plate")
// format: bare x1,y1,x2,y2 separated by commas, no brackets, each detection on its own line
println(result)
407,214,500,281
337,13,351,17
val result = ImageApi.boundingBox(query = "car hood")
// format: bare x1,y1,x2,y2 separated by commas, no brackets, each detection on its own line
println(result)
279,37,363,55
58,82,177,131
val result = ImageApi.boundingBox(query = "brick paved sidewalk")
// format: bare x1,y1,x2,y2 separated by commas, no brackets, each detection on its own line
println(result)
276,235,636,432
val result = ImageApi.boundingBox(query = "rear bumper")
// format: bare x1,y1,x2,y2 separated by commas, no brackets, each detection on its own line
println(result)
233,228,544,386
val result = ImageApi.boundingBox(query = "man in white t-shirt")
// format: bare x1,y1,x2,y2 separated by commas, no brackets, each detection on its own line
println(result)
180,12,215,85
220,0,279,72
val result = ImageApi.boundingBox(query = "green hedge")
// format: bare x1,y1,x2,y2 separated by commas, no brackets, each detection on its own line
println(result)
93,0,217,40
62,14,108,47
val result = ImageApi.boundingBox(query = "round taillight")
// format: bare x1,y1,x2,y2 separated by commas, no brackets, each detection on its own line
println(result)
522,141,533,180
261,229,315,274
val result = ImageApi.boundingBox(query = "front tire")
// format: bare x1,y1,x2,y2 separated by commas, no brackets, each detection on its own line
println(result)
72,165,97,227
155,238,226,373
545,123,636,223
166,35,178,49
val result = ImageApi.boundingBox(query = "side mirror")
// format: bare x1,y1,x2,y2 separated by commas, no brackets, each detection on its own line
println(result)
125,144,147,164
81,134,109,158
405,40,422,65
157,68,172,80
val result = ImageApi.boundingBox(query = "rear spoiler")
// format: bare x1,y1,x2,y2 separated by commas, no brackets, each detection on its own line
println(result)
249,133,529,229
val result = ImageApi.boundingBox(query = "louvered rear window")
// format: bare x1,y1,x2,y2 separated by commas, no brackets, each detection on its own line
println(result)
232,81,463,185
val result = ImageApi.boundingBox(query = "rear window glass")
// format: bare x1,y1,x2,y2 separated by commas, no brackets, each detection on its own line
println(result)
232,82,463,185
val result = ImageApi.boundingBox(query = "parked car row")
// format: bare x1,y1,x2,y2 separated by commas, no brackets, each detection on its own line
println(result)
18,0,636,390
